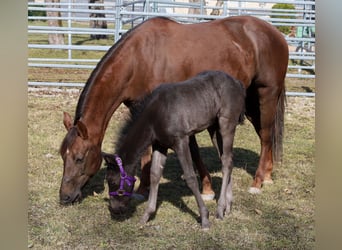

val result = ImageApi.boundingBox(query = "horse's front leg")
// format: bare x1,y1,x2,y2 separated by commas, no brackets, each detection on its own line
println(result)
140,147,167,225
176,138,210,230
136,146,152,198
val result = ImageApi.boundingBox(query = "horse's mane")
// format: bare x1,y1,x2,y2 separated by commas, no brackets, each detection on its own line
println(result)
74,18,173,123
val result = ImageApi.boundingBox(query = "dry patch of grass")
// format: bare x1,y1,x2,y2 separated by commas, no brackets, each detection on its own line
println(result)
28,89,314,249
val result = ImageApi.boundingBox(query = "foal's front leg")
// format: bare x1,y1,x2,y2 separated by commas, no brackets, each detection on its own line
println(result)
175,138,210,230
140,148,167,225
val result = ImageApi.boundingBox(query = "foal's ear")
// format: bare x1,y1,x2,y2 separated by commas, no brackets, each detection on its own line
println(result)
63,112,73,130
76,120,88,139
101,152,116,165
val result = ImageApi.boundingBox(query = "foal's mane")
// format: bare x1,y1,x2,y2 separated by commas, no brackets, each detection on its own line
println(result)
74,17,173,124
114,93,153,154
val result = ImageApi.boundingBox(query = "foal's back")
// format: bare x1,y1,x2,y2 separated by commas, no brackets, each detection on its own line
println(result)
143,71,245,141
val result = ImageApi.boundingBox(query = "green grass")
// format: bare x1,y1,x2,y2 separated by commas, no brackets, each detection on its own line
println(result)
28,90,314,249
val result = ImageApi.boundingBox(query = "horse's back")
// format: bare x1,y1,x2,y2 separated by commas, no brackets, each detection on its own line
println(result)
130,16,287,88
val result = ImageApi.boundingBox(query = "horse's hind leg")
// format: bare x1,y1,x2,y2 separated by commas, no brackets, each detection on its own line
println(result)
140,146,167,225
189,135,215,200
175,137,210,230
246,82,285,193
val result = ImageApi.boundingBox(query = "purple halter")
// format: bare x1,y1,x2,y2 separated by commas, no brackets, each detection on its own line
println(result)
108,155,136,197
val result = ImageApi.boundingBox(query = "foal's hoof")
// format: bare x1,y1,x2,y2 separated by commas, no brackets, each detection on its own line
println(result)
248,187,262,194
201,193,215,201
201,222,210,231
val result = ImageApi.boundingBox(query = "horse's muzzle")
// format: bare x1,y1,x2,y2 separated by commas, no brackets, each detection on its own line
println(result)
59,191,82,205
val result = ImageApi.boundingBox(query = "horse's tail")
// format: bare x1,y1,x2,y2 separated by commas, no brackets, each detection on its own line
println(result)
273,85,286,164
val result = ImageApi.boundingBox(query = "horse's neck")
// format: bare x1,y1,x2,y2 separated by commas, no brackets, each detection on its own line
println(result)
76,58,132,144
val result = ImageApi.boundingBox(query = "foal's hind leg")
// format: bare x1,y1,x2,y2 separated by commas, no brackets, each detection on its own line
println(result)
212,118,236,219
189,135,215,200
175,138,210,230
140,147,167,225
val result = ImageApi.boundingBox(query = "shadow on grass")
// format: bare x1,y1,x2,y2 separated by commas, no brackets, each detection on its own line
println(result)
81,168,106,200
108,146,259,225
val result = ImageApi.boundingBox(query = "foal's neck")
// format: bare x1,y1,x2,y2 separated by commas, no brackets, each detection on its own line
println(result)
117,124,154,176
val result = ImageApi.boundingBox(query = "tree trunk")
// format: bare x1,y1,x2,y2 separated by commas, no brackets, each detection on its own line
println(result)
188,0,206,15
89,0,107,40
45,0,64,45
210,1,224,16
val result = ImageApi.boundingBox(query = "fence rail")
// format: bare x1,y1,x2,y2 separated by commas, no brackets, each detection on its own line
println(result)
28,0,315,96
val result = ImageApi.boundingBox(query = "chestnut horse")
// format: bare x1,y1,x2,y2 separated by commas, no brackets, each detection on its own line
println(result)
59,15,288,205
104,71,246,229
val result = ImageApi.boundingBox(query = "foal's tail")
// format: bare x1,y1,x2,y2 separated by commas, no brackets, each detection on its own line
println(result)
273,86,286,164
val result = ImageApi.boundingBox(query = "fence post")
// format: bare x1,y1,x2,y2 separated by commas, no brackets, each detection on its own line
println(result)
68,0,72,59
115,0,122,42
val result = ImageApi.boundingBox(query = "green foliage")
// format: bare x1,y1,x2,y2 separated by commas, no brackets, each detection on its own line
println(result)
271,3,296,34
28,5,46,19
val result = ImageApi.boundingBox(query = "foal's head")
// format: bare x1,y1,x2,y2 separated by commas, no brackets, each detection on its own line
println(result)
103,153,136,214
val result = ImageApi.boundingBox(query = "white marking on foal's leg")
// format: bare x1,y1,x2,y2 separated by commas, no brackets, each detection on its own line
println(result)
248,187,262,194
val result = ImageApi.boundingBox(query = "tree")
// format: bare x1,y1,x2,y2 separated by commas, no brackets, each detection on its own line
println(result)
188,0,206,15
271,3,296,35
210,0,223,16
89,0,107,40
45,0,64,45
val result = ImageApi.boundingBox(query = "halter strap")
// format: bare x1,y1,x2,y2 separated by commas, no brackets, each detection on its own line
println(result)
108,155,136,197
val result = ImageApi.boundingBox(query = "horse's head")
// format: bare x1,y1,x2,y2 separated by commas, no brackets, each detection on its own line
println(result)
103,153,135,214
59,112,102,205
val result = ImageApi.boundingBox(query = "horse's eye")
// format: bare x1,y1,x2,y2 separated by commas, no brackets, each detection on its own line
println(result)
75,156,84,164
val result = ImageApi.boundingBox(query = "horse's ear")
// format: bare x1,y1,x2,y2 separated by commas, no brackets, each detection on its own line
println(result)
76,120,88,139
102,152,116,165
63,112,73,130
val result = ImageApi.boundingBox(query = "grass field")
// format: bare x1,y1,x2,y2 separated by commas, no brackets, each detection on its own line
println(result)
28,88,314,249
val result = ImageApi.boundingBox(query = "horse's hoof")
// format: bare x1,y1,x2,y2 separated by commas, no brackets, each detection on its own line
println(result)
263,179,274,185
132,193,146,201
248,187,262,194
201,193,215,201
